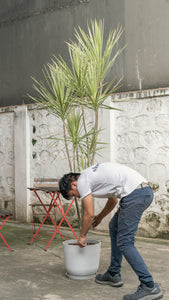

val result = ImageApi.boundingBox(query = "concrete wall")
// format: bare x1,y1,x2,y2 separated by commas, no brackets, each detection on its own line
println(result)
111,88,169,238
1,88,169,237
0,110,15,214
1,0,169,107
0,102,109,222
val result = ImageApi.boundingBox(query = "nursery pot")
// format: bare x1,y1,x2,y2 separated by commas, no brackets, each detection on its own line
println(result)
63,239,101,280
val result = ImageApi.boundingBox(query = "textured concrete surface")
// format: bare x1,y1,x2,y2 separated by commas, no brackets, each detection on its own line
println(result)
2,94,169,236
0,222,168,300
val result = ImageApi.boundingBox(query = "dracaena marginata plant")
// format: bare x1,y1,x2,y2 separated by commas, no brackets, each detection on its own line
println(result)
28,19,124,227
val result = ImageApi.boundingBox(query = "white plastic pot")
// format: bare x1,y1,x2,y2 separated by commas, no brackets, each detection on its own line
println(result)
63,239,101,280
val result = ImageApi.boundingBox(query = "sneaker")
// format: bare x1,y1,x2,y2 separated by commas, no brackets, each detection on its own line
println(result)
123,283,163,300
95,271,123,287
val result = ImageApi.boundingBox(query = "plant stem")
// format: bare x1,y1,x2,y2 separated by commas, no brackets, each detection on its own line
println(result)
74,197,81,229
82,106,90,166
92,109,98,164
62,119,72,171
76,147,80,171
73,145,75,172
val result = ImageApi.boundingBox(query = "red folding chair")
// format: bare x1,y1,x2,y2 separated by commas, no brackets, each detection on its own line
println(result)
28,178,78,251
0,210,13,251
29,178,58,237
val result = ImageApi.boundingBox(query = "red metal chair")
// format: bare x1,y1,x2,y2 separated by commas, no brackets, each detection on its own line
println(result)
0,210,13,251
29,178,59,239
28,178,78,251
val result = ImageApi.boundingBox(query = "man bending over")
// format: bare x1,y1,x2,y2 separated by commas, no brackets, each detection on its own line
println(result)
59,162,163,300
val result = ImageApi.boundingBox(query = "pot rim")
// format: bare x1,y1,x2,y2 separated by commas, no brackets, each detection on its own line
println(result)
63,239,101,246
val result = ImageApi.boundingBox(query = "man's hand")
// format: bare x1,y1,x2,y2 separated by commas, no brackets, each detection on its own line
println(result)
78,236,87,248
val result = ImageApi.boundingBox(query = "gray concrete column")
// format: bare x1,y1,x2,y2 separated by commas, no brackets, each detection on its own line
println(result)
14,105,30,221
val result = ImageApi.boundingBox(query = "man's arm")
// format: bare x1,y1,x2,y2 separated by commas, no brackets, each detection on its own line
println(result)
78,193,94,247
93,197,118,227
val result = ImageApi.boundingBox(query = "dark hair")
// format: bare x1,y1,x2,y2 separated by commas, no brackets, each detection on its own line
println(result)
59,172,80,200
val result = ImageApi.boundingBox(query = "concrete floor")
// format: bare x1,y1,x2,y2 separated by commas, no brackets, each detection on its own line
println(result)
0,222,168,300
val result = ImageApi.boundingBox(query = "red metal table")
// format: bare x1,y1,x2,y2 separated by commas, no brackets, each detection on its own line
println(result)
28,186,78,251
0,210,13,251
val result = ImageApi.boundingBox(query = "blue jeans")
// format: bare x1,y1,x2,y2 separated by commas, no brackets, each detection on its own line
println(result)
108,186,154,284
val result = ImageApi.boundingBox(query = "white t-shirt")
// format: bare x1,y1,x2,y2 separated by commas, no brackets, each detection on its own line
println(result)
77,162,147,199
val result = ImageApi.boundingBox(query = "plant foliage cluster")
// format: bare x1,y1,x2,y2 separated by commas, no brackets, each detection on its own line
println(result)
29,20,124,173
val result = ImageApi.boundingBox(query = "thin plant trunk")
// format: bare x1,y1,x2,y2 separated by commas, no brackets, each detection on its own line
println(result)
62,119,72,171
82,106,90,166
73,146,81,228
73,145,76,173
63,120,81,228
76,147,80,171
92,109,98,164
75,197,81,229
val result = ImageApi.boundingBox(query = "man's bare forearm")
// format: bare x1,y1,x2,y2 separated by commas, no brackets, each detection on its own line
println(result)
79,194,94,238
99,198,118,219
80,213,94,237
